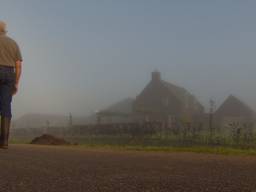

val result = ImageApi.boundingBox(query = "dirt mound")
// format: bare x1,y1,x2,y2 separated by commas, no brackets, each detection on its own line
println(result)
30,134,70,145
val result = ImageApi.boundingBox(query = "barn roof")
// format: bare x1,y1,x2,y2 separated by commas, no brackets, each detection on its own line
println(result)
162,81,188,101
162,80,204,109
215,95,254,118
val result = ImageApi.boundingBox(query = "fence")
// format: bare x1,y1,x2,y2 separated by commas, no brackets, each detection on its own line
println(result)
11,122,256,148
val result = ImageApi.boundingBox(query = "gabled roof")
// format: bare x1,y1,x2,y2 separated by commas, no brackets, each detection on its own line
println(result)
136,77,203,109
135,71,204,115
162,80,204,109
215,95,254,118
162,80,188,101
99,98,134,115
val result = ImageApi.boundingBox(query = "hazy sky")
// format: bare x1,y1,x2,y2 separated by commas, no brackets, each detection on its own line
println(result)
2,0,256,118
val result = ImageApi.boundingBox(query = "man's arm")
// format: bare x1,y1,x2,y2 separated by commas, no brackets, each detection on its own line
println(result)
13,60,22,95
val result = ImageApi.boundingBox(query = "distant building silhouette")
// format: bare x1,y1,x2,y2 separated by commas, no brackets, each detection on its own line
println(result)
133,71,204,127
96,98,134,124
214,95,255,130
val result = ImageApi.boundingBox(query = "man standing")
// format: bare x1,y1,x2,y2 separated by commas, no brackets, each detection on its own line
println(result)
0,21,22,149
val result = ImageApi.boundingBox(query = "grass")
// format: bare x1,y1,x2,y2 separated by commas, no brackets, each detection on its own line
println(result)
72,143,256,156
11,135,256,156
10,138,31,144
11,140,256,156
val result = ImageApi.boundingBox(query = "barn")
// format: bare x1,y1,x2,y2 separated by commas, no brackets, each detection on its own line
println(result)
214,95,255,131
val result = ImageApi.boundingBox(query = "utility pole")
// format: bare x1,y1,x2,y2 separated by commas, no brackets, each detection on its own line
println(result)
209,99,215,140
45,120,50,134
69,112,73,127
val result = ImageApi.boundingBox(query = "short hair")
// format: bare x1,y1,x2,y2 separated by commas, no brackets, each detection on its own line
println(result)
0,21,7,33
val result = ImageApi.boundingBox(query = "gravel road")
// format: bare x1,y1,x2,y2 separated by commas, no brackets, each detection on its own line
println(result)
0,145,256,192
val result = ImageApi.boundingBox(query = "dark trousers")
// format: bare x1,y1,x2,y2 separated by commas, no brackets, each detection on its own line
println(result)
0,66,15,118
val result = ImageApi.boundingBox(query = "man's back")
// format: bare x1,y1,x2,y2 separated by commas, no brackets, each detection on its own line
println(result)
0,20,22,149
0,34,22,67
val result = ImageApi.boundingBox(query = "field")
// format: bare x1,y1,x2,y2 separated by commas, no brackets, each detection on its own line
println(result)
1,144,256,192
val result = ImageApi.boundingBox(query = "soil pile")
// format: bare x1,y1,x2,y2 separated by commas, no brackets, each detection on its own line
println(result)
30,134,70,145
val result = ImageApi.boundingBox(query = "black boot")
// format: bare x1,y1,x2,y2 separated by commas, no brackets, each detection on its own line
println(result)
0,117,11,149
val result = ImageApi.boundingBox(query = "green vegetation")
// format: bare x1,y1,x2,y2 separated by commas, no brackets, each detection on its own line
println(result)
11,135,256,156
123,146,256,156
57,134,256,156
69,143,256,156
65,133,256,148
10,138,30,144
11,129,256,156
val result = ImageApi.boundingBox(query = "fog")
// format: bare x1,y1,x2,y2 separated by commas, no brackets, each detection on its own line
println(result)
1,0,256,119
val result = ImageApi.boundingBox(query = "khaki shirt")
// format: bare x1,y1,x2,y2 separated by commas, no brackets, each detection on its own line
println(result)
0,33,22,67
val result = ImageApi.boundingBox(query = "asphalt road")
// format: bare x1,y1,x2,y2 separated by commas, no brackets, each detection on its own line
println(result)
0,145,256,192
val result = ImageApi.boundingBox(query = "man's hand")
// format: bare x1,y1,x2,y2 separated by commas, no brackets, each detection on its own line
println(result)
14,60,22,95
12,83,18,95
